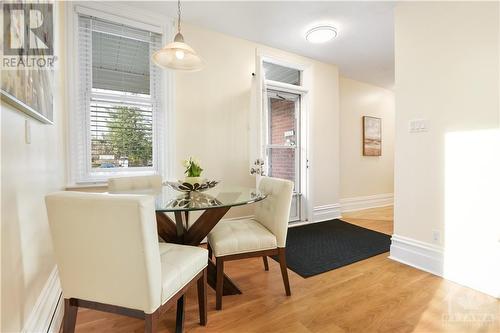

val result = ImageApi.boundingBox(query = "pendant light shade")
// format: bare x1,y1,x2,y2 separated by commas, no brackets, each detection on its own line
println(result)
152,0,204,71
152,33,204,71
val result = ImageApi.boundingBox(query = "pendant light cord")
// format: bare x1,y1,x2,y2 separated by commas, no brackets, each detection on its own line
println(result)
177,0,181,33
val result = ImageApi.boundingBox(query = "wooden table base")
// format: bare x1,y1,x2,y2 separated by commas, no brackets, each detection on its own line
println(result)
207,259,242,296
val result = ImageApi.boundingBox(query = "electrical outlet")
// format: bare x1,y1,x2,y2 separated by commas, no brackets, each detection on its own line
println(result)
432,229,441,244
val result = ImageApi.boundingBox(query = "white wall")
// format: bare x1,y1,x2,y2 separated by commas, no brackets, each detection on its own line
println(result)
339,76,394,199
1,5,66,331
175,23,340,219
392,1,499,297
1,7,341,330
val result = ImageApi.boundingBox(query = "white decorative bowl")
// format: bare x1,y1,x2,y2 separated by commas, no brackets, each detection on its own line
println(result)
165,180,219,192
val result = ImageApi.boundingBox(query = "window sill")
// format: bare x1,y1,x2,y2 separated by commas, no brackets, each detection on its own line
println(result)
65,182,108,191
66,170,161,190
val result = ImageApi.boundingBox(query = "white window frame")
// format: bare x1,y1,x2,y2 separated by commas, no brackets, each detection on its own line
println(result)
65,3,175,186
258,53,312,223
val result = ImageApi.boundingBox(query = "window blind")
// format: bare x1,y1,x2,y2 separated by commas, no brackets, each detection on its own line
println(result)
263,62,301,86
74,14,163,182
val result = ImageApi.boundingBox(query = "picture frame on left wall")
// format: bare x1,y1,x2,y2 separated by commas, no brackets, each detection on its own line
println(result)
1,1,55,124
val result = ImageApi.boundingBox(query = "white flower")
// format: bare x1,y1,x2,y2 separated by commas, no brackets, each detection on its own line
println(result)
182,159,190,168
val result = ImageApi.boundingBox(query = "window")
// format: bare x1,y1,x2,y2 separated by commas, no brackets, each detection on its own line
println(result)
70,12,165,183
263,61,301,86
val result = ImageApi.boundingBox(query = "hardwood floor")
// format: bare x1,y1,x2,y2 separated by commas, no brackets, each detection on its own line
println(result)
73,206,499,333
342,206,394,234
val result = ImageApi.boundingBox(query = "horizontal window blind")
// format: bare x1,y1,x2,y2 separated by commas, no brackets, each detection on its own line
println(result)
92,31,151,94
75,13,163,182
263,62,301,86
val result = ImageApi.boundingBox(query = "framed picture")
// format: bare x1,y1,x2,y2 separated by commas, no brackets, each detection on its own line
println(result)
1,1,54,124
363,116,381,156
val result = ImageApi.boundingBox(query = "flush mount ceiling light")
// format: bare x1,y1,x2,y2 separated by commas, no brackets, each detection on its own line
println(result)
152,0,204,71
305,26,338,43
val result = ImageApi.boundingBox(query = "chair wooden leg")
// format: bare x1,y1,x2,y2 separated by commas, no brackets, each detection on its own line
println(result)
262,256,269,271
144,310,159,333
278,248,291,296
216,257,224,310
208,243,213,260
197,268,207,325
175,296,185,333
175,295,186,333
63,299,78,333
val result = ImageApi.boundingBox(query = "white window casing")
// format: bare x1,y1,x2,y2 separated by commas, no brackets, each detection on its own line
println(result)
66,4,174,186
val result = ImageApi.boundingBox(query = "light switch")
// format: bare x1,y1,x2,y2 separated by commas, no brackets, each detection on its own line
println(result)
25,119,31,144
409,119,429,133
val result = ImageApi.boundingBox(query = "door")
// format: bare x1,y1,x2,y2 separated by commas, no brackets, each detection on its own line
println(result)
264,90,302,222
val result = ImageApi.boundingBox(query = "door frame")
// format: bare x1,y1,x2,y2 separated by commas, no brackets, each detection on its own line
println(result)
265,89,301,222
257,52,312,223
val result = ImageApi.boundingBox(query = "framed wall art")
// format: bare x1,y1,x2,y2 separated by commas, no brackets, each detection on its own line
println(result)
363,116,382,156
1,1,55,124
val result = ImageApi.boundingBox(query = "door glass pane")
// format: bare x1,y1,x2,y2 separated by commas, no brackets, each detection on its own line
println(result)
268,95,297,146
266,147,296,190
290,195,299,221
265,89,301,223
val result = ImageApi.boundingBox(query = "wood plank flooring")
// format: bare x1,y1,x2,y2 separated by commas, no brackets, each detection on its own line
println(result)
342,206,394,235
72,206,499,333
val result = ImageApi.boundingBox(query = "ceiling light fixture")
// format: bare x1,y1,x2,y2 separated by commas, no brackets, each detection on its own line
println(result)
305,26,338,43
152,0,204,71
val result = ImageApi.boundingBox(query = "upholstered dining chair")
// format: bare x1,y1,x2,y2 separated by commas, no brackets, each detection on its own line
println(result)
207,176,294,310
108,175,162,192
45,192,208,333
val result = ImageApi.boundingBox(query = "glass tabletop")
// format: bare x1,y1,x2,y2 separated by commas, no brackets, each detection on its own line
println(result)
109,185,266,212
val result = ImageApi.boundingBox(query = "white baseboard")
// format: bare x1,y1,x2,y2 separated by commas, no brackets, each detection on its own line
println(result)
23,267,63,333
389,234,444,276
312,203,342,222
390,235,500,298
340,193,393,212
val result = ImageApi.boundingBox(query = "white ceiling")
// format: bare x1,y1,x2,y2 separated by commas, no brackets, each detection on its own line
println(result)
128,1,395,89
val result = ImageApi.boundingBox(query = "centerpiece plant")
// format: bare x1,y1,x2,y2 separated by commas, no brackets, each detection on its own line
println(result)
183,157,204,184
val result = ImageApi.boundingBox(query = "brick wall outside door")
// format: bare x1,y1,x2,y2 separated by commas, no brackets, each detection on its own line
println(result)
268,98,296,185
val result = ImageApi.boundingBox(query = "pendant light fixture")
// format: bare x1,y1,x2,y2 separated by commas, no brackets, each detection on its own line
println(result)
152,0,204,71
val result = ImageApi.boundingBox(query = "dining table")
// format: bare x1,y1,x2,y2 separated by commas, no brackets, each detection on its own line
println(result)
110,184,266,332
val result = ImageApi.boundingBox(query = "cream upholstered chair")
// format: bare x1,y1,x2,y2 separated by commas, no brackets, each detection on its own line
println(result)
45,192,207,333
108,175,162,192
207,176,294,310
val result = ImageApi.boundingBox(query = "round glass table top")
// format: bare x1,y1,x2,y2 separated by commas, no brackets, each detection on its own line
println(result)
108,185,266,212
